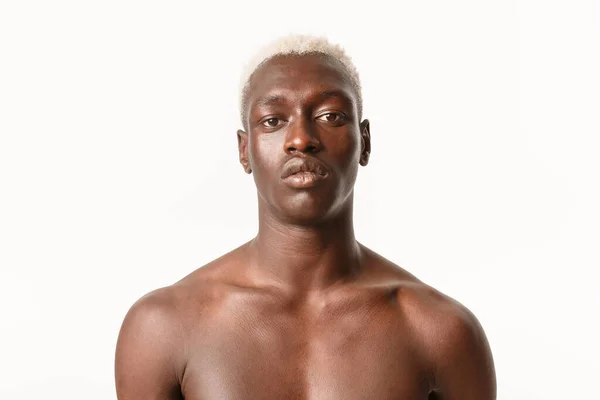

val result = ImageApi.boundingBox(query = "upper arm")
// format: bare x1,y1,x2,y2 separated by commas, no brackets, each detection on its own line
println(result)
115,289,186,400
430,304,497,400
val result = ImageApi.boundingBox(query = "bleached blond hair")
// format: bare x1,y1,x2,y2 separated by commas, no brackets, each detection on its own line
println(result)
239,34,363,128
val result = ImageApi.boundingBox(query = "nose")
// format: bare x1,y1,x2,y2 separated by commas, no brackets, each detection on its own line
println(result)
284,117,322,154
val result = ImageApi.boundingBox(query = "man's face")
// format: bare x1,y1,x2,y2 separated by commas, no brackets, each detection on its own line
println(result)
237,53,370,223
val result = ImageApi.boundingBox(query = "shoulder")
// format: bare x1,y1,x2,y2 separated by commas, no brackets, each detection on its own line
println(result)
114,243,256,397
120,264,231,335
118,246,248,339
359,245,488,351
359,244,495,396
395,282,496,397
115,285,189,397
115,273,227,393
119,285,183,337
396,281,481,337
116,285,188,364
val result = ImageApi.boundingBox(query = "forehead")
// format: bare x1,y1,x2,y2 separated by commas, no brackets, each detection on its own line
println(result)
246,53,357,109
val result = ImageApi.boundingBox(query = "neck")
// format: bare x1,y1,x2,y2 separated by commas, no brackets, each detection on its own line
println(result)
247,195,363,297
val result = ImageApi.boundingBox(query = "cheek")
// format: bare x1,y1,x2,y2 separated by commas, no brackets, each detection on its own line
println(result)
249,134,281,179
327,131,361,166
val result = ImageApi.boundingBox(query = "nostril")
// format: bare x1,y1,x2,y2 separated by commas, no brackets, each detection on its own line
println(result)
284,139,321,154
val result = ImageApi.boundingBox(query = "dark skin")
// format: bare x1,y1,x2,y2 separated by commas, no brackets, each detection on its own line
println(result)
115,53,496,399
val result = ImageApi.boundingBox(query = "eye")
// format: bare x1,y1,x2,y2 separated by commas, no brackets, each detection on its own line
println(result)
317,112,345,123
261,117,283,128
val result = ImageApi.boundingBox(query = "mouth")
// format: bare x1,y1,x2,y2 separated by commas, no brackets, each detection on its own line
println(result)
281,158,328,178
280,158,330,188
284,169,328,178
282,171,328,188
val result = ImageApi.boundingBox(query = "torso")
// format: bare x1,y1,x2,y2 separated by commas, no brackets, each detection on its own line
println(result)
165,243,452,400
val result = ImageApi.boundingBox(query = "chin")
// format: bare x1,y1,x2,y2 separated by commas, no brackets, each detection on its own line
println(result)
274,195,343,225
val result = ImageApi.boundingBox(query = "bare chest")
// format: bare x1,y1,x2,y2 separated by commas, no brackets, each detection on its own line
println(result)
180,289,433,400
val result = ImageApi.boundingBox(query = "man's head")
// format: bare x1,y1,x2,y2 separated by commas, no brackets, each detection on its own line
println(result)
237,34,371,224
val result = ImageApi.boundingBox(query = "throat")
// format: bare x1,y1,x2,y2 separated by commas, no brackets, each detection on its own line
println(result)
245,234,364,295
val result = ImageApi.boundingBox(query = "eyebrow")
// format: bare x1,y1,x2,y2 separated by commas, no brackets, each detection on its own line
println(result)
253,90,353,109
254,94,287,109
314,89,353,103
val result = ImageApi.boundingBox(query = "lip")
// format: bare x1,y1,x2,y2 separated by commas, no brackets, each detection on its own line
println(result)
282,171,328,188
280,157,329,188
281,157,329,178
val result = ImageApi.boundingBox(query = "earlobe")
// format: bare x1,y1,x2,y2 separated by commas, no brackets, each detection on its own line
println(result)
359,119,371,166
237,129,252,174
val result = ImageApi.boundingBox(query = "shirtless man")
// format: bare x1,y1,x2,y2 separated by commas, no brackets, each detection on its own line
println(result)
115,35,496,399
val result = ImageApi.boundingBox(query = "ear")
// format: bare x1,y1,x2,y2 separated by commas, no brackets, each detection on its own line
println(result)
237,129,252,174
359,119,371,166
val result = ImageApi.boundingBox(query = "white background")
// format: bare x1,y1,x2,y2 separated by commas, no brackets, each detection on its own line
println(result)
1,1,598,399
